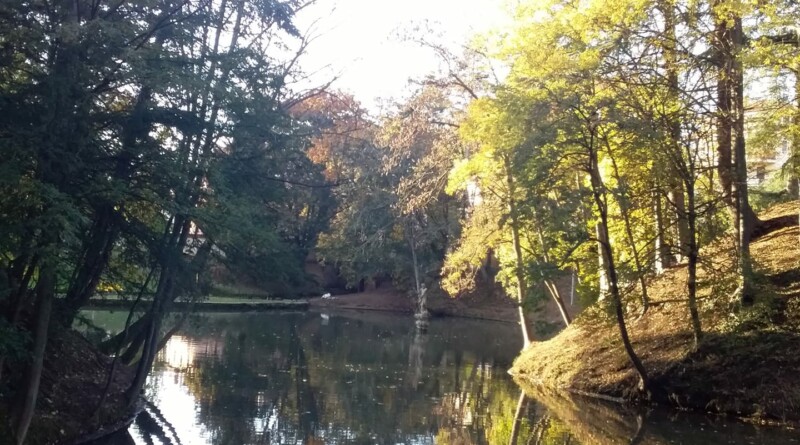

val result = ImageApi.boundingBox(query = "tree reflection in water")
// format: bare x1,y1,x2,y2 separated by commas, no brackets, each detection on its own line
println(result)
78,310,798,445
117,311,530,444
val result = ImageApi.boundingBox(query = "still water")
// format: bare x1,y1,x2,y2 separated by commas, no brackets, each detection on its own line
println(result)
84,310,800,445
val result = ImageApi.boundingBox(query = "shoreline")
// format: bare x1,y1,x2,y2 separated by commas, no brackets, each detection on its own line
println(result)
86,295,523,325
85,298,310,312
68,397,144,445
510,202,800,428
0,327,142,445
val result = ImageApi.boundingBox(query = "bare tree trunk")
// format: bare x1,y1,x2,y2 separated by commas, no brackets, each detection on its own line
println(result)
5,250,39,325
13,261,55,445
544,280,572,326
788,176,799,197
570,268,576,305
504,155,532,348
594,199,650,392
408,222,426,316
596,224,610,300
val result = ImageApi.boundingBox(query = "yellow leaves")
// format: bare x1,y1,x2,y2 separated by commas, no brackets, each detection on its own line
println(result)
446,158,473,195
710,0,755,21
509,0,648,63
441,202,505,296
461,97,526,152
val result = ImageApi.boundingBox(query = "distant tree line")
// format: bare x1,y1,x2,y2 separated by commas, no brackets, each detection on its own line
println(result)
312,0,800,395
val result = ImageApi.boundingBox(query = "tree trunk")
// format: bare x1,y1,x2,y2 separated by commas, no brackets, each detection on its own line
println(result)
714,10,759,223
588,142,649,393
93,267,155,417
63,207,118,323
715,12,735,211
533,222,571,327
606,151,650,313
793,70,800,243
685,179,703,347
653,191,672,274
5,251,36,322
120,328,147,365
124,239,183,404
732,17,756,305
668,185,690,262
544,280,572,326
408,222,425,316
661,0,702,339
101,312,151,354
504,155,532,348
596,223,609,300
714,8,757,304
13,261,55,445
661,0,691,266
125,314,160,404
125,216,203,404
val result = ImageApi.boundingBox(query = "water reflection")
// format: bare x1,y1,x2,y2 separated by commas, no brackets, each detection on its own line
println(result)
509,382,800,445
80,310,800,445
130,311,525,444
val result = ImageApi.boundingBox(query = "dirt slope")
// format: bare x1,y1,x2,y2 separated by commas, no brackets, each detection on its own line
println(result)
511,201,800,425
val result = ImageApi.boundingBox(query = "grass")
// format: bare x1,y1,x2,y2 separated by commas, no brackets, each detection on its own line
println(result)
511,200,800,425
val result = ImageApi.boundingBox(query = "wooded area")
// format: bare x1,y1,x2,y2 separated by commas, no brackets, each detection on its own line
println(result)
1,0,799,442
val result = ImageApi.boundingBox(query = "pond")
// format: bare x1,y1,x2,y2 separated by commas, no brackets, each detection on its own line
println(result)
83,310,800,445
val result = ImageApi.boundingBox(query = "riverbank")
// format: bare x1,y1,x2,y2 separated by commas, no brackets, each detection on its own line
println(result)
0,326,140,444
510,201,800,426
514,381,800,444
310,286,579,335
86,296,309,312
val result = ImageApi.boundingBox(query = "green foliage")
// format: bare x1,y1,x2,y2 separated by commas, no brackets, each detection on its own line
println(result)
0,0,328,309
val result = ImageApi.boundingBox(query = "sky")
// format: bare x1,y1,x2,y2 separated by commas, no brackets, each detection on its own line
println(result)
292,0,511,111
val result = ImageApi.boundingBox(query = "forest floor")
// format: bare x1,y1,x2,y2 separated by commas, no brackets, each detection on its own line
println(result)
511,201,800,426
0,326,140,445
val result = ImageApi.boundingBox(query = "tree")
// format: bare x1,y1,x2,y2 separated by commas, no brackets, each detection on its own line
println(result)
316,88,463,315
0,0,327,438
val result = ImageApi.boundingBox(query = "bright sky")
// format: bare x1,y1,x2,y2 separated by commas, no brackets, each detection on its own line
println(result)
292,0,511,111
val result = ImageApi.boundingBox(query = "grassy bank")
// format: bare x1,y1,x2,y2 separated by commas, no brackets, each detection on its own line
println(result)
510,201,800,425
